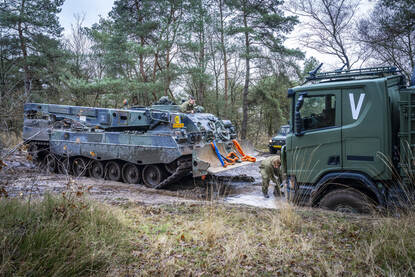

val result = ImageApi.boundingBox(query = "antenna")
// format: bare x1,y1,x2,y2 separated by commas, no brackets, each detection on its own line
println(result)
335,64,347,73
307,63,323,80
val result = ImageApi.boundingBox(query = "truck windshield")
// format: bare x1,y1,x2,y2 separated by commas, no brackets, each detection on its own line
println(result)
278,126,289,136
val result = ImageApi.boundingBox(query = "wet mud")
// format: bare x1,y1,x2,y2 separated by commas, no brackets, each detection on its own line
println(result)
1,151,284,209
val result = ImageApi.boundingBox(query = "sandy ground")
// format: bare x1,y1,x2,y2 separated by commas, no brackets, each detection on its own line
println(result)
0,151,286,209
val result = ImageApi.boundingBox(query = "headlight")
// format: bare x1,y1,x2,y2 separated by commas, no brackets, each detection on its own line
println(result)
269,139,272,143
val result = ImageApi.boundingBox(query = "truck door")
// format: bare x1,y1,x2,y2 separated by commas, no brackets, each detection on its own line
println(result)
288,90,342,184
341,87,388,178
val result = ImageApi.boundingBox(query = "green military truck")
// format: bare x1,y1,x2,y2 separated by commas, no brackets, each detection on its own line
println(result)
281,66,415,213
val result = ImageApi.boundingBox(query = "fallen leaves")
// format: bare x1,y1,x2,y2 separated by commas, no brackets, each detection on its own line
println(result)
0,159,6,171
0,186,8,198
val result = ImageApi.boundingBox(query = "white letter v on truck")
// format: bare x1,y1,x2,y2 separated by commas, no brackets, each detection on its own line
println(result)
349,93,365,120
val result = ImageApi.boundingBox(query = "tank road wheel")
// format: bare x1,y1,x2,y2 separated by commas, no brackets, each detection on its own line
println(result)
58,157,71,175
73,157,89,177
89,160,104,179
106,161,122,181
122,163,140,184
45,154,57,173
319,189,374,214
28,143,39,161
142,165,165,188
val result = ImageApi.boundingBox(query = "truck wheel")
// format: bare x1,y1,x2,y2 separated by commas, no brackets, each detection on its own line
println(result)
89,161,104,179
142,165,164,188
106,161,122,181
269,148,276,154
73,157,89,177
122,163,140,184
319,189,373,214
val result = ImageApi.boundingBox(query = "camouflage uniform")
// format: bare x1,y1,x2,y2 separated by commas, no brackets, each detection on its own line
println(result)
259,155,283,196
180,100,195,113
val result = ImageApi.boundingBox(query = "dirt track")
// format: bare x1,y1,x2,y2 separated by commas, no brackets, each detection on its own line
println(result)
0,151,286,209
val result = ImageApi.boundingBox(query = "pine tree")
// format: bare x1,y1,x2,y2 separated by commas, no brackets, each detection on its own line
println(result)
225,0,299,139
0,0,65,98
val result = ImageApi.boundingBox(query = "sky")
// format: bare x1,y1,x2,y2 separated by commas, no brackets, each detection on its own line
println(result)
58,0,376,69
284,0,376,69
58,0,115,34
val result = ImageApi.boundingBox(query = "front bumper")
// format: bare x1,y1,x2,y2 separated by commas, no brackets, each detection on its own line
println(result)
269,144,282,149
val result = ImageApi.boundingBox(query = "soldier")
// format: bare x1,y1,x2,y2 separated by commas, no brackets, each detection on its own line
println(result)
156,96,175,105
259,155,284,198
180,96,196,113
122,99,129,109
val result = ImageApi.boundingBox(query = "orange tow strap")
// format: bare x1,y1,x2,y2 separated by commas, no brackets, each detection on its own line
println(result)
232,140,256,162
225,152,240,163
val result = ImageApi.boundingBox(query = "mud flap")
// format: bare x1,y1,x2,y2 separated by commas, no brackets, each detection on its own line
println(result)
192,140,263,177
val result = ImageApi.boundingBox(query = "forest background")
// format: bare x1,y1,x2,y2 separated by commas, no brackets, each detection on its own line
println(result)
0,0,414,145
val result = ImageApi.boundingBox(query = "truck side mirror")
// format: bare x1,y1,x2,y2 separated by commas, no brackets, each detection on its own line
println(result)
295,95,304,136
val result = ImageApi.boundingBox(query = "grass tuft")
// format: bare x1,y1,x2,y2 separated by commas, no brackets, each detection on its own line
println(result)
0,195,131,276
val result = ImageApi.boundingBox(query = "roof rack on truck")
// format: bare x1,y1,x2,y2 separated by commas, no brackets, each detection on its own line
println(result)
306,64,399,82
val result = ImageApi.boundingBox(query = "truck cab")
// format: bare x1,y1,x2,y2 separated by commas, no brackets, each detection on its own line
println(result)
282,66,415,213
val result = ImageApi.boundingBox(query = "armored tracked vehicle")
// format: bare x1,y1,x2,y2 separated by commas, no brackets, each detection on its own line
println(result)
23,101,257,188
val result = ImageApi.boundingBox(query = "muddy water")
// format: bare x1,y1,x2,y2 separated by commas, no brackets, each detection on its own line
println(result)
224,186,286,209
1,151,285,209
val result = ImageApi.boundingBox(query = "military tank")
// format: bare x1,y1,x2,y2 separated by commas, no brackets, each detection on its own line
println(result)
23,100,257,188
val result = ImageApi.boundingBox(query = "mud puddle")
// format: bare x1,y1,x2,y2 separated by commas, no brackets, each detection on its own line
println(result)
224,185,286,209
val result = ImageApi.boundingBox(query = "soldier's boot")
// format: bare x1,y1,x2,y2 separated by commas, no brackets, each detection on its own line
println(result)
273,186,281,197
262,186,269,198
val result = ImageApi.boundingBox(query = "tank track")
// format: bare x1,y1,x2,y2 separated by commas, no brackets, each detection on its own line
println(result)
26,141,193,189
155,159,193,189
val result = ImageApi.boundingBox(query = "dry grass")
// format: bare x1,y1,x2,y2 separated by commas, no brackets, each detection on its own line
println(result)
252,135,272,152
0,195,133,277
0,131,20,151
2,196,415,276
115,202,415,276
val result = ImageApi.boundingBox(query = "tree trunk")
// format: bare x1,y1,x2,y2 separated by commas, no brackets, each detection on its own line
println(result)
219,0,228,117
164,50,170,97
133,0,147,83
241,11,250,140
18,0,31,99
215,69,219,116
197,4,206,106
150,52,159,102
198,35,205,104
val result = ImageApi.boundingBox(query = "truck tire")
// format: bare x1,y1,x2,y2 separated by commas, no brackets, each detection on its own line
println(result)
319,189,374,214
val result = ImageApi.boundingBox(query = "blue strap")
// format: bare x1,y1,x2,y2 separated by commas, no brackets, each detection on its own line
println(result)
212,140,225,167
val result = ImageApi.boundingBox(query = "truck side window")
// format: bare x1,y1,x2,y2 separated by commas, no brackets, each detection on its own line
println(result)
300,95,336,131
